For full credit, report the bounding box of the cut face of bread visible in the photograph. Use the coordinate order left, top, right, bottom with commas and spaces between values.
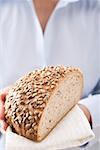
5, 66, 83, 142
38, 72, 83, 141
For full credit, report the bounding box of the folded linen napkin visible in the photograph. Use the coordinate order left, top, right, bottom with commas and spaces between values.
5, 105, 95, 150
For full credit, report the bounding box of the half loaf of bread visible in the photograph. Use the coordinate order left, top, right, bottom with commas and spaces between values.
5, 66, 83, 142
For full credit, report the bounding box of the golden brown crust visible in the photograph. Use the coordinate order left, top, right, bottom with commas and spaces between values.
5, 66, 83, 141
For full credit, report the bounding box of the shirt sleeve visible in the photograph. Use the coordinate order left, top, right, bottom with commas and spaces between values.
91, 79, 100, 95
79, 94, 100, 128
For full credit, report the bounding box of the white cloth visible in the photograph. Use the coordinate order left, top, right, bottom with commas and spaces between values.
0, 0, 100, 149
5, 105, 95, 150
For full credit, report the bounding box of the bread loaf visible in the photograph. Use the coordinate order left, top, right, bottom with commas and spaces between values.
5, 66, 83, 142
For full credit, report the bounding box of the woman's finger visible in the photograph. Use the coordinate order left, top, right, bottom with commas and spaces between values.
0, 93, 6, 101
0, 100, 5, 120
0, 87, 9, 101
0, 87, 9, 132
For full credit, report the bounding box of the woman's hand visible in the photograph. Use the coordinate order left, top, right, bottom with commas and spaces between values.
0, 87, 9, 131
78, 104, 92, 127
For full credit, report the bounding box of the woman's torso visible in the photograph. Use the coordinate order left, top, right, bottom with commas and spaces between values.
0, 0, 100, 97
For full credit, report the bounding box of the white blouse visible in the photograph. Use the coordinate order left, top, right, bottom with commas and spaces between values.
0, 0, 100, 149
0, 0, 99, 96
